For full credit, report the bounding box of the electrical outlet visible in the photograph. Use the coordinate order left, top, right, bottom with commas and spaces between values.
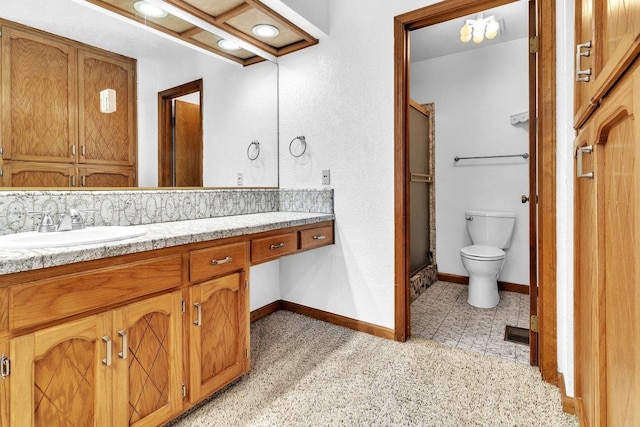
322, 169, 331, 185
237, 173, 243, 186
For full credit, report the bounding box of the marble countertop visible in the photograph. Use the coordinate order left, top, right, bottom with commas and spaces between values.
0, 212, 334, 276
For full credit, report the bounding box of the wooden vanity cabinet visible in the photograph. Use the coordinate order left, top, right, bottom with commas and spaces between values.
0, 220, 333, 425
7, 283, 184, 426
186, 242, 250, 404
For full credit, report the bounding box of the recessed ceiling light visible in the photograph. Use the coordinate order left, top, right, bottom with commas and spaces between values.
217, 39, 241, 51
252, 24, 279, 38
134, 1, 168, 18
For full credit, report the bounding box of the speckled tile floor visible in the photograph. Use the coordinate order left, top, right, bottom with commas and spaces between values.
411, 281, 531, 364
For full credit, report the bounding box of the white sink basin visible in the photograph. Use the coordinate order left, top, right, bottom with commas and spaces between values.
0, 226, 147, 249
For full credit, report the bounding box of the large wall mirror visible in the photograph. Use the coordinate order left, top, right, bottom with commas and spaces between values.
0, 0, 279, 189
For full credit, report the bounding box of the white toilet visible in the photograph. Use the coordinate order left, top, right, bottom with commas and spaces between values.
460, 210, 516, 308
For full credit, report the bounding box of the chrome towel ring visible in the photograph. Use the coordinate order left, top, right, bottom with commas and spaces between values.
247, 140, 260, 160
289, 136, 307, 157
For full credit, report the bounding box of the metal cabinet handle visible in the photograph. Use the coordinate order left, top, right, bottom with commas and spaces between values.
576, 41, 592, 82
211, 256, 233, 265
576, 145, 594, 179
102, 336, 112, 366
313, 235, 326, 240
270, 243, 286, 250
193, 302, 202, 326
118, 330, 128, 359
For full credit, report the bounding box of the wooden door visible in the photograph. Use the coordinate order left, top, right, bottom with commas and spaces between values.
9, 314, 112, 426
573, 0, 640, 127
113, 291, 183, 426
573, 121, 602, 425
574, 63, 640, 426
78, 49, 136, 167
188, 272, 249, 403
595, 69, 639, 427
0, 25, 77, 164
174, 100, 202, 187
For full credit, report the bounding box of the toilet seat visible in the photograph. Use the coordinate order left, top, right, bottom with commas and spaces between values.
460, 245, 505, 261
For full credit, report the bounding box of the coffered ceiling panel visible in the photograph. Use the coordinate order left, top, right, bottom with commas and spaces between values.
86, 0, 318, 65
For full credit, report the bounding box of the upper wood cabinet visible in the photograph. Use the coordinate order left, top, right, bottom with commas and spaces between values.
0, 20, 137, 187
1, 25, 77, 164
573, 0, 640, 128
78, 50, 136, 167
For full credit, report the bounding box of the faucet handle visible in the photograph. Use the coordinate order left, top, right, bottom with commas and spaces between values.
78, 208, 98, 227
27, 210, 56, 233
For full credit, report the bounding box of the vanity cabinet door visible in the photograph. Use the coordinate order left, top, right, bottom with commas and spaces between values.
0, 162, 75, 187
0, 25, 77, 164
188, 272, 249, 404
9, 313, 112, 427
574, 0, 640, 127
113, 291, 183, 427
78, 165, 136, 187
78, 49, 136, 167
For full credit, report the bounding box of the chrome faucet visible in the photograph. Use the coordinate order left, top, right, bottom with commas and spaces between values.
28, 208, 97, 232
57, 209, 85, 231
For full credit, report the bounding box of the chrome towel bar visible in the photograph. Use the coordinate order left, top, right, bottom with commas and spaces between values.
454, 153, 529, 162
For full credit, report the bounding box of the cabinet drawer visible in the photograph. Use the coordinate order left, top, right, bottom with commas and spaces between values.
300, 224, 334, 251
9, 254, 182, 331
251, 232, 298, 264
190, 242, 247, 282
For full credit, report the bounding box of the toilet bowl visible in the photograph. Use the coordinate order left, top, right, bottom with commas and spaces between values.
460, 245, 505, 308
460, 210, 515, 308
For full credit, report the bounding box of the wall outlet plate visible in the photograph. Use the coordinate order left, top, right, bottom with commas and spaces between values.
237, 173, 243, 186
322, 169, 330, 185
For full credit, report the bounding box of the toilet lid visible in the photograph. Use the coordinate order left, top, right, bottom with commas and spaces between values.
460, 245, 505, 261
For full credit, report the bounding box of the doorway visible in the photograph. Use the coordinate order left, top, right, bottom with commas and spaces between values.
394, 0, 558, 383
408, 1, 532, 364
158, 79, 203, 187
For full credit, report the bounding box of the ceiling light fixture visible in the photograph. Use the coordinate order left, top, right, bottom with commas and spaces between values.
133, 0, 168, 18
217, 39, 241, 51
252, 24, 279, 38
460, 13, 500, 44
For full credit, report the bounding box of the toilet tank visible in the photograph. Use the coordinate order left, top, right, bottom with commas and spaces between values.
465, 210, 516, 249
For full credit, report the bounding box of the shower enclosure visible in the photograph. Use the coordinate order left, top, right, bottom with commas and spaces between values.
409, 101, 437, 301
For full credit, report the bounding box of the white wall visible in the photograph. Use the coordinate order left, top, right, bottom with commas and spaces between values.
277, 0, 441, 329
137, 56, 278, 188
410, 38, 530, 286
250, 262, 281, 311
556, 0, 575, 398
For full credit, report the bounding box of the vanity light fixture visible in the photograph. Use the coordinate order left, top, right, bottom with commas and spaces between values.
217, 39, 242, 51
252, 24, 279, 38
133, 0, 168, 18
460, 13, 501, 44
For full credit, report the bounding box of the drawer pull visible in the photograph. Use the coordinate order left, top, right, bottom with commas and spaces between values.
193, 302, 202, 326
313, 234, 327, 240
270, 243, 286, 250
102, 336, 112, 366
118, 330, 128, 360
211, 256, 233, 265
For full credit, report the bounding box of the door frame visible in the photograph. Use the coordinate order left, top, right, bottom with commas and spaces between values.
394, 0, 558, 384
158, 79, 203, 187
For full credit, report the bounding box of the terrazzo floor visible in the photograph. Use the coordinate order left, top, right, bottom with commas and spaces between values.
411, 280, 531, 364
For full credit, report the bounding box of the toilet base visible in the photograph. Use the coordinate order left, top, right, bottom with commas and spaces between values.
467, 275, 500, 309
